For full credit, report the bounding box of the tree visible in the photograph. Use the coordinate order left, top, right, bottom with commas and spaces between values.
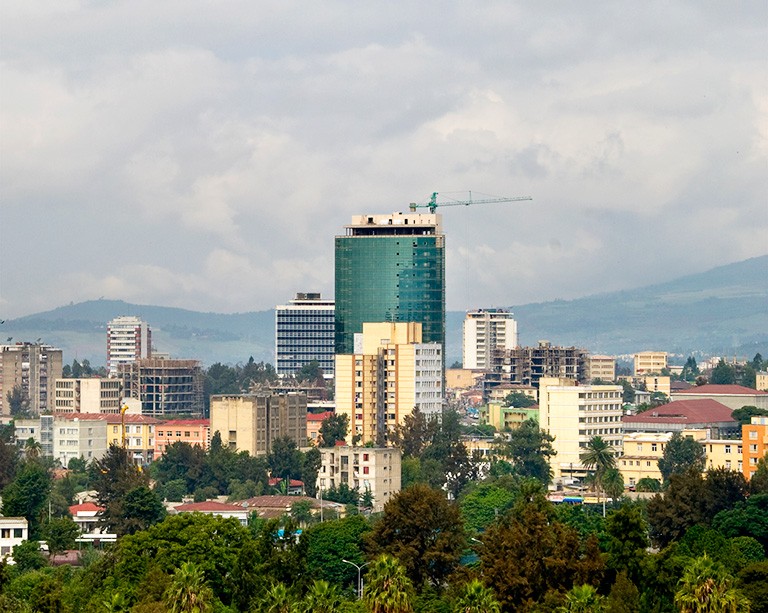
658, 432, 705, 482
749, 455, 768, 495
732, 405, 768, 425
738, 561, 768, 613
295, 360, 324, 384
620, 380, 635, 404
389, 407, 438, 458
752, 353, 764, 372
301, 446, 321, 497
253, 583, 294, 613
605, 572, 640, 613
44, 517, 80, 556
91, 444, 150, 535
635, 477, 661, 492
120, 485, 167, 535
711, 359, 737, 385
0, 460, 51, 538
0, 437, 18, 490
580, 436, 616, 502
558, 584, 605, 612
164, 562, 215, 613
459, 483, 516, 534
505, 391, 536, 408
367, 484, 466, 587
301, 515, 370, 588
712, 494, 768, 551
742, 364, 757, 389
319, 413, 348, 448
602, 468, 625, 501
267, 437, 302, 483
647, 468, 707, 548
605, 505, 648, 585
452, 579, 501, 613
499, 419, 556, 484
6, 385, 29, 417
296, 580, 344, 613
674, 554, 750, 613
681, 356, 700, 382
363, 554, 414, 613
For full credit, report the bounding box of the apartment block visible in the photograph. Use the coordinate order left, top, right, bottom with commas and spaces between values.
588, 355, 616, 382
118, 358, 204, 418
756, 372, 768, 392
743, 416, 768, 481
335, 322, 442, 444
155, 419, 210, 455
538, 378, 624, 482
462, 309, 518, 370
15, 414, 109, 465
485, 341, 589, 392
107, 316, 151, 375
0, 342, 63, 417
275, 292, 335, 378
53, 378, 122, 413
620, 430, 707, 486
633, 351, 668, 376
319, 446, 402, 513
210, 393, 307, 456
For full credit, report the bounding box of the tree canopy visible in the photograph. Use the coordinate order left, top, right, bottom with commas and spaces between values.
658, 432, 706, 482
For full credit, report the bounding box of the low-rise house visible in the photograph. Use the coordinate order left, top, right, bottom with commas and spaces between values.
69, 502, 104, 535
235, 495, 344, 521
155, 419, 210, 455
306, 411, 334, 446
171, 501, 250, 526
0, 517, 28, 564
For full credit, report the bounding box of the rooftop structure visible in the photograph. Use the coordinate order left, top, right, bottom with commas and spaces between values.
118, 357, 204, 418
622, 399, 739, 439
672, 384, 768, 411
275, 292, 335, 379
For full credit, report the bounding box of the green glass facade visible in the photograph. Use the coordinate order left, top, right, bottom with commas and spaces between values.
335, 216, 445, 355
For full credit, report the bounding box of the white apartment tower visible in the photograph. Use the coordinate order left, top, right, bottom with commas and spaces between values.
0, 342, 63, 417
275, 293, 335, 379
107, 316, 151, 375
462, 309, 518, 369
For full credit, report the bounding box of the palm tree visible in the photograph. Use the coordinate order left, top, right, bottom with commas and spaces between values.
102, 591, 130, 613
163, 562, 214, 613
674, 554, 750, 613
252, 583, 294, 613
453, 579, 501, 613
580, 436, 616, 508
24, 438, 42, 459
296, 580, 343, 613
601, 467, 625, 501
558, 584, 605, 612
363, 554, 414, 613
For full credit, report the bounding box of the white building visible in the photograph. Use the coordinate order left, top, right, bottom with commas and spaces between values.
275, 293, 335, 379
107, 316, 151, 375
15, 414, 109, 465
462, 309, 518, 370
538, 377, 625, 483
319, 446, 402, 513
53, 378, 122, 413
0, 517, 28, 564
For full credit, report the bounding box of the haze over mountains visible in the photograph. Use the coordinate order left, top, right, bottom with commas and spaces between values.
3, 256, 766, 368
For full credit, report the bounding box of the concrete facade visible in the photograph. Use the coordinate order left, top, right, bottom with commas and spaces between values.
275, 292, 335, 379
107, 316, 151, 375
633, 351, 668, 376
588, 355, 616, 382
118, 357, 204, 418
0, 342, 63, 417
0, 518, 28, 564
462, 309, 518, 370
53, 377, 122, 413
744, 416, 768, 481
671, 384, 768, 411
155, 419, 210, 455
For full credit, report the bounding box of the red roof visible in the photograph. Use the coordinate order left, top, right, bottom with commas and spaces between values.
159, 419, 210, 427
268, 477, 304, 487
306, 411, 334, 422
675, 384, 767, 396
623, 399, 736, 425
174, 501, 247, 513
69, 502, 104, 514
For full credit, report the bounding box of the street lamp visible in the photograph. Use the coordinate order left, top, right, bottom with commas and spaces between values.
342, 559, 369, 600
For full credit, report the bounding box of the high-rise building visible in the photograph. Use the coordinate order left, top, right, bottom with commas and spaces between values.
335, 322, 443, 444
462, 309, 518, 369
335, 212, 445, 359
587, 355, 616, 382
0, 342, 63, 417
484, 341, 589, 392
118, 358, 204, 418
107, 316, 152, 375
275, 292, 335, 378
209, 392, 307, 456
53, 378, 122, 413
633, 351, 668, 376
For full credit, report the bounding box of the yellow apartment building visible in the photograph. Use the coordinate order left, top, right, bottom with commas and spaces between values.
756, 372, 768, 392
633, 351, 668, 376
482, 403, 538, 431
335, 322, 442, 444
106, 414, 159, 464
588, 355, 616, 382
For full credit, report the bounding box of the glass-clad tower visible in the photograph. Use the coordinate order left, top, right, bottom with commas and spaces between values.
335, 212, 445, 356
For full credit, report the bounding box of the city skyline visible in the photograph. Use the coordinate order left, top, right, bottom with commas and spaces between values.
1, 3, 766, 320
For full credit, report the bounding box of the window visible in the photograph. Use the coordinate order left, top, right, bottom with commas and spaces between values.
13, 529, 22, 538
158, 431, 164, 436
363, 467, 369, 475
184, 432, 190, 437
0, 529, 9, 538
749, 431, 758, 440
363, 454, 369, 462
725, 445, 731, 454
651, 443, 657, 452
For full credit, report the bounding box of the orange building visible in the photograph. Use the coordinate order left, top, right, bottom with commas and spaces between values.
306, 411, 334, 446
155, 419, 210, 455
743, 416, 768, 480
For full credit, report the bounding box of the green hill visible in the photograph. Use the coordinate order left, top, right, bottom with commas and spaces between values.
3, 255, 766, 367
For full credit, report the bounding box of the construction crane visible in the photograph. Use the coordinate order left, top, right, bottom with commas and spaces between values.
409, 191, 532, 213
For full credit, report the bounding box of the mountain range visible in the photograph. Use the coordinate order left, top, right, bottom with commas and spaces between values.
2, 255, 766, 367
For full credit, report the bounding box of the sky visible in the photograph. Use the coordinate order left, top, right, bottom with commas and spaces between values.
1, 1, 766, 319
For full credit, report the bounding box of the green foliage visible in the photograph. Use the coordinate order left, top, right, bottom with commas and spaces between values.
267, 436, 303, 482
658, 432, 706, 482
497, 419, 556, 484
368, 484, 466, 587
635, 477, 661, 492
301, 515, 370, 588
738, 561, 768, 613
43, 517, 80, 556
620, 380, 635, 404
674, 554, 750, 613
459, 483, 516, 534
710, 359, 737, 385
10, 541, 47, 573
605, 572, 640, 613
681, 356, 700, 382
390, 407, 439, 458
504, 391, 536, 408
6, 385, 29, 417
119, 485, 166, 535
156, 478, 187, 502
164, 562, 215, 613
0, 437, 19, 491
732, 405, 768, 425
363, 554, 414, 613
452, 579, 501, 613
712, 493, 768, 551
319, 413, 349, 447
0, 459, 51, 538
301, 446, 321, 497
295, 580, 345, 613
750, 455, 768, 495
323, 483, 359, 505
605, 504, 648, 585
558, 584, 605, 612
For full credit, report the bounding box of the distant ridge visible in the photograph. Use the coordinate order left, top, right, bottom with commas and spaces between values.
4, 255, 767, 366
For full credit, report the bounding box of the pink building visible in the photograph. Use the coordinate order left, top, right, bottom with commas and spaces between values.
306, 411, 334, 446
155, 419, 210, 455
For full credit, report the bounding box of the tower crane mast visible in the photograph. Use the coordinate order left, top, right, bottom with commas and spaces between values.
409, 191, 532, 213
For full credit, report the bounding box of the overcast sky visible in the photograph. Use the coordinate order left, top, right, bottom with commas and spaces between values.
1, 2, 766, 319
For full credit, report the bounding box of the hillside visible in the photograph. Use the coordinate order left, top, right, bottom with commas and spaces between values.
2, 255, 766, 366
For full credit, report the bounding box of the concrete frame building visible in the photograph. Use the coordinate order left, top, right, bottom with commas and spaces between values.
0, 342, 63, 417
210, 393, 307, 456
335, 322, 443, 444
587, 355, 616, 382
118, 358, 204, 418
335, 212, 445, 361
538, 377, 624, 482
275, 292, 335, 379
53, 378, 122, 413
319, 446, 401, 513
107, 316, 152, 375
485, 341, 589, 392
462, 309, 518, 370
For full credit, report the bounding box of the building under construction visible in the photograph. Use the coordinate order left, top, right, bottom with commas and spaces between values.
118, 357, 204, 418
484, 341, 589, 394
